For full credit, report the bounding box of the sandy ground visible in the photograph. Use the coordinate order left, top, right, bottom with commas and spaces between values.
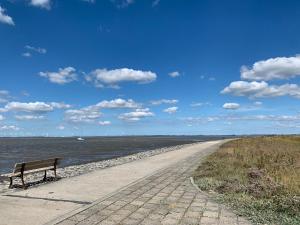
0, 140, 223, 225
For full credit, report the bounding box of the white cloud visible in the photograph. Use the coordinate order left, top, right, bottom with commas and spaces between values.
15, 115, 45, 120
2, 102, 53, 113
190, 102, 211, 107
150, 99, 178, 105
163, 106, 178, 114
241, 55, 300, 81
184, 114, 300, 125
0, 115, 4, 120
0, 6, 14, 26
168, 71, 180, 78
222, 103, 240, 110
98, 121, 111, 125
225, 114, 300, 122
57, 125, 65, 130
39, 67, 77, 85
86, 68, 157, 88
0, 101, 70, 113
0, 125, 20, 131
22, 52, 32, 57
49, 102, 71, 109
96, 98, 139, 108
111, 0, 134, 8
65, 106, 101, 123
152, 0, 160, 7
64, 98, 141, 123
184, 116, 220, 124
254, 101, 262, 106
221, 81, 300, 99
0, 90, 10, 103
82, 0, 95, 3
25, 45, 47, 54
30, 0, 51, 9
118, 108, 154, 121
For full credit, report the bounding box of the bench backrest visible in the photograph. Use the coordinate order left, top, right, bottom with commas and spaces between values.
13, 158, 60, 174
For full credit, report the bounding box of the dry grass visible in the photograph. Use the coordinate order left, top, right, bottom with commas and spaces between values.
194, 136, 300, 225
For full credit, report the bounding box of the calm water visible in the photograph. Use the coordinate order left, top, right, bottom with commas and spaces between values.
0, 136, 229, 174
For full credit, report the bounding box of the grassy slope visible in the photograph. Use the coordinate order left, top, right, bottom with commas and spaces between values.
193, 136, 300, 225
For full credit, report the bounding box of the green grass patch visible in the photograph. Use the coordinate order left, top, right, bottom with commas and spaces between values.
193, 136, 300, 225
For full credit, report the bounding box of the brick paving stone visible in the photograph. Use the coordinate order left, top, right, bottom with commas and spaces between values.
180, 217, 200, 225
121, 218, 140, 225
202, 210, 219, 218
56, 220, 77, 225
54, 147, 252, 225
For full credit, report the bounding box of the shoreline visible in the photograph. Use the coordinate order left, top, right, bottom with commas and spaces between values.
0, 142, 200, 194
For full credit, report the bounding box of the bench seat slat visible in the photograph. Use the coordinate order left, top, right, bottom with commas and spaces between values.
13, 158, 60, 173
8, 166, 55, 177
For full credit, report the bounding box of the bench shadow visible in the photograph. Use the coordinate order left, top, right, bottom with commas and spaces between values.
11, 176, 61, 189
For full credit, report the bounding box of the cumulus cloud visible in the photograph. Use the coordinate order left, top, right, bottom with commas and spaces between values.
184, 116, 219, 124
15, 115, 45, 120
0, 125, 20, 131
30, 0, 51, 9
57, 125, 65, 130
0, 90, 10, 103
0, 101, 70, 113
111, 0, 134, 8
96, 99, 139, 108
0, 115, 4, 120
81, 0, 95, 3
39, 67, 77, 85
152, 0, 160, 7
254, 101, 262, 106
163, 106, 178, 114
25, 45, 47, 54
98, 121, 111, 125
190, 102, 211, 107
222, 103, 240, 110
0, 6, 14, 26
49, 102, 71, 109
221, 81, 300, 99
2, 102, 53, 113
168, 71, 180, 78
241, 56, 300, 81
64, 98, 141, 123
184, 114, 300, 125
150, 99, 178, 105
225, 114, 300, 122
118, 108, 154, 121
22, 52, 31, 57
86, 68, 156, 88
65, 106, 101, 123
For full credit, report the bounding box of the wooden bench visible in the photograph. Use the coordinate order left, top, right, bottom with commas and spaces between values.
7, 158, 60, 189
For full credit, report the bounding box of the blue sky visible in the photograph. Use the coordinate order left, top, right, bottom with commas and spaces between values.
1, 0, 300, 136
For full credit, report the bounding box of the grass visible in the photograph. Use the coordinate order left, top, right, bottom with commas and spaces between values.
193, 136, 300, 225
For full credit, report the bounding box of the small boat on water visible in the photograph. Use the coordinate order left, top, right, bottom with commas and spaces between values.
77, 137, 85, 141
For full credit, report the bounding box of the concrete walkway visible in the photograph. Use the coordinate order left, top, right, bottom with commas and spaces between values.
0, 140, 251, 225
48, 141, 251, 225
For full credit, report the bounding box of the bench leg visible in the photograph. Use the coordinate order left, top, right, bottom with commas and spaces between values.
21, 175, 26, 189
9, 177, 13, 188
54, 168, 57, 178
43, 170, 47, 181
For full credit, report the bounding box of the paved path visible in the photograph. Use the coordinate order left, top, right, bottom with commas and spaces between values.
1, 141, 226, 225
49, 143, 251, 225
